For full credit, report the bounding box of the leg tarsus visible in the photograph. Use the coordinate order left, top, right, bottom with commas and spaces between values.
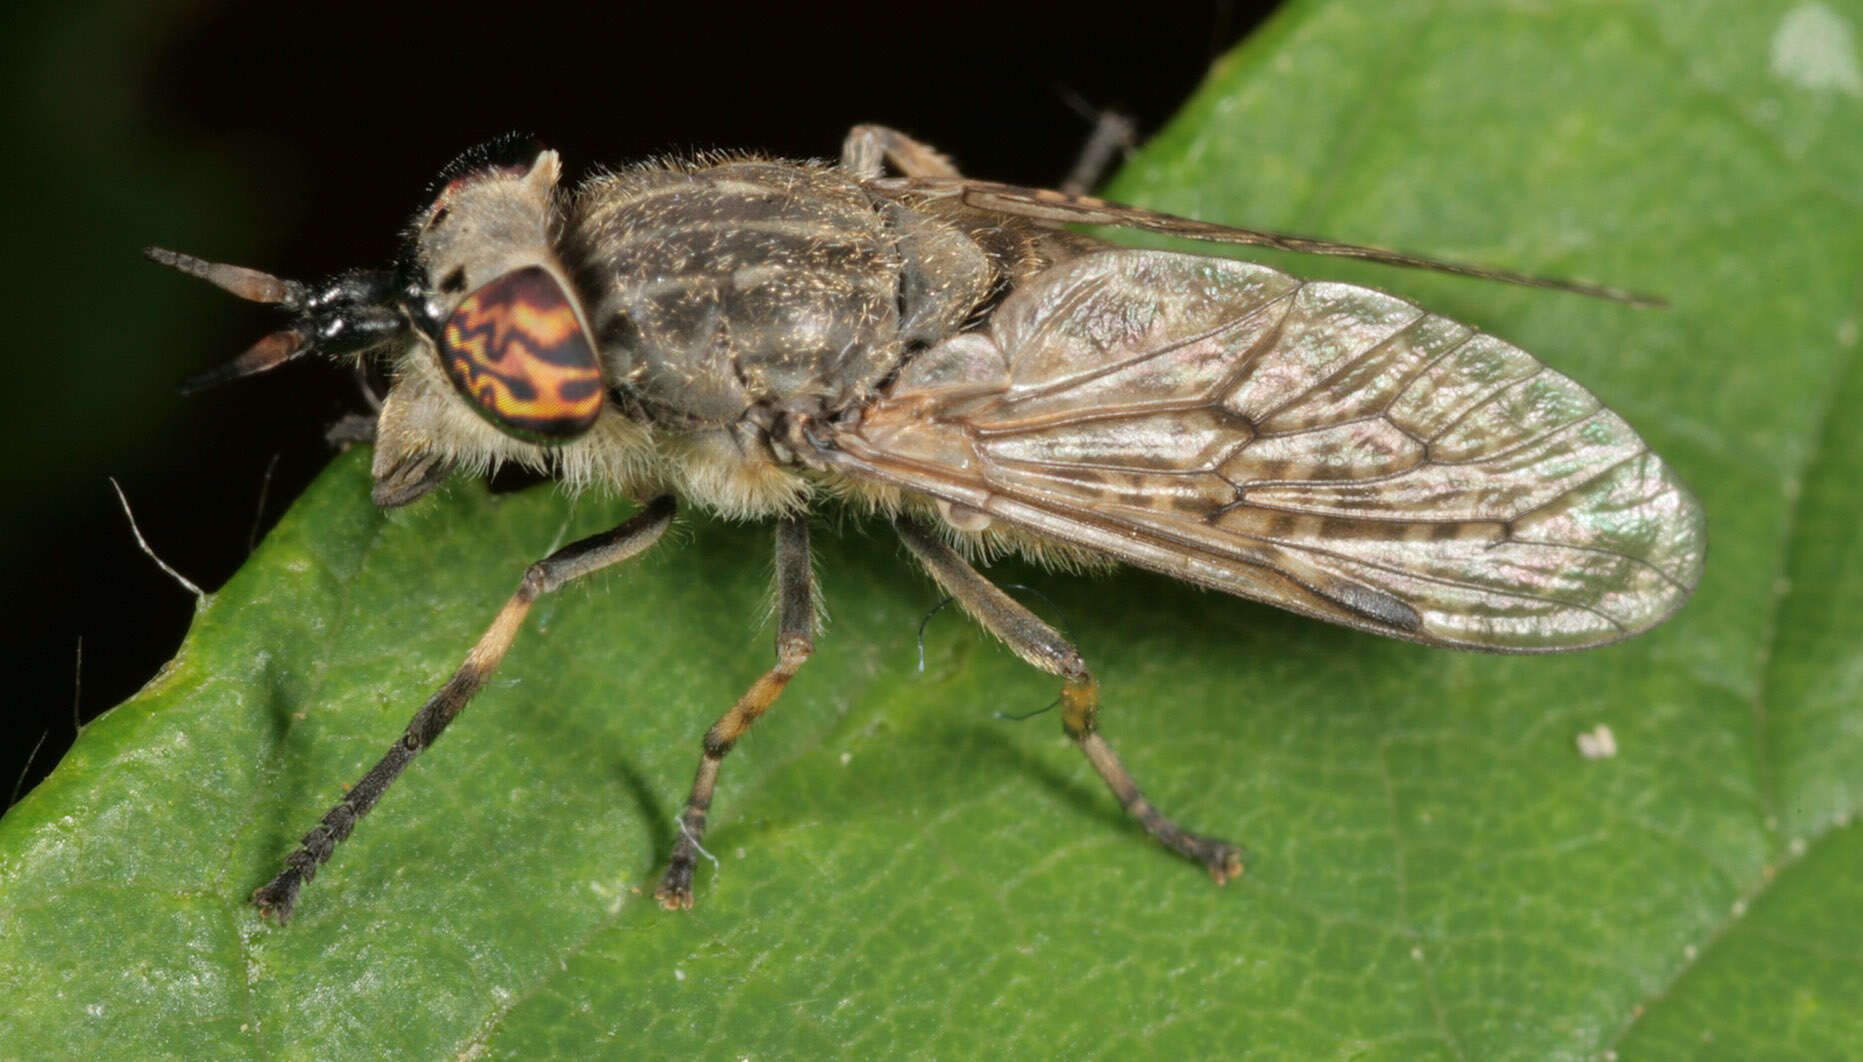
655, 873, 695, 911
1074, 726, 1244, 883
655, 758, 720, 910
655, 805, 715, 910
252, 869, 306, 923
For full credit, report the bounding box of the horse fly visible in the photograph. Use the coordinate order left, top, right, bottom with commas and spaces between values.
147, 125, 1705, 921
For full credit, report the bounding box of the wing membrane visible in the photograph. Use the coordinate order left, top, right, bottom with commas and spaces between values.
826, 250, 1703, 652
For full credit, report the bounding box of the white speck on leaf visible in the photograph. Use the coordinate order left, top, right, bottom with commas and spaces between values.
1576, 723, 1618, 760
1771, 4, 1863, 96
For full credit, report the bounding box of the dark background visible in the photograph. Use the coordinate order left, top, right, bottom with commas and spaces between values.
2, 0, 1275, 800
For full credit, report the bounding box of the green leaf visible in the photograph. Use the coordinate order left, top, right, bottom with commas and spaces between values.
5, 0, 1859, 1055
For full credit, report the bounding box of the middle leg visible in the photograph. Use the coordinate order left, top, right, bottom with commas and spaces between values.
655, 513, 817, 908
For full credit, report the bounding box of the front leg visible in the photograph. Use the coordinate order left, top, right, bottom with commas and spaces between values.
655, 513, 818, 909
254, 496, 678, 922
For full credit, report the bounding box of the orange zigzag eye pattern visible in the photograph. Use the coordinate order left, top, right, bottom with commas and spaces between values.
441, 266, 603, 439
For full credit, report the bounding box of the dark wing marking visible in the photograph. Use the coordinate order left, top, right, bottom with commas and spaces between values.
868, 176, 1663, 307
825, 250, 1703, 652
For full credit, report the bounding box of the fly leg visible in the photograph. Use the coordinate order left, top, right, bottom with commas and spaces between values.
655, 514, 817, 909
841, 115, 1134, 194
894, 515, 1243, 883
1058, 109, 1138, 196
252, 496, 678, 922
841, 124, 964, 179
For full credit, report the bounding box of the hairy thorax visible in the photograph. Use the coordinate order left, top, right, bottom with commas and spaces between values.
559, 158, 997, 516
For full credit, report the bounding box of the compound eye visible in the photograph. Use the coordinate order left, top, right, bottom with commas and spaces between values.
439, 266, 602, 440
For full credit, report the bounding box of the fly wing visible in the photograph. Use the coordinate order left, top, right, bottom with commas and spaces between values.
824, 250, 1704, 652
868, 177, 1658, 305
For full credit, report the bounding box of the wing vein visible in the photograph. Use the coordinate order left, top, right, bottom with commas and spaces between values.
1009, 487, 1638, 633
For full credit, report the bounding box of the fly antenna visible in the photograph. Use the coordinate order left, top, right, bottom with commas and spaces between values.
145, 247, 327, 393
144, 247, 309, 308
177, 329, 307, 395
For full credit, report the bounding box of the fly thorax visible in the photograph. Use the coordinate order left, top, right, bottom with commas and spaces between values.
567, 160, 991, 430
